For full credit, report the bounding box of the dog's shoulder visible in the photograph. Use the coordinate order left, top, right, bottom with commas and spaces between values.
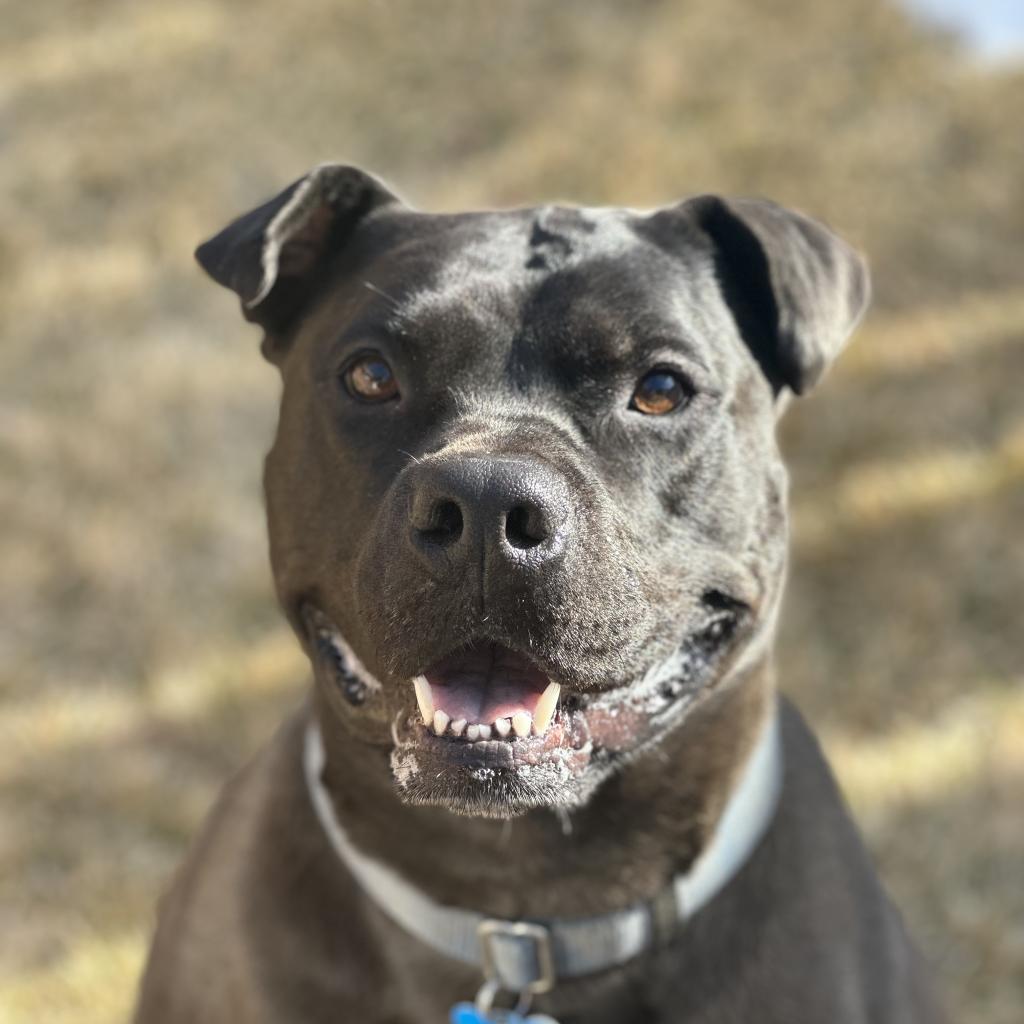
133, 706, 306, 1022
133, 704, 399, 1022
753, 697, 946, 1022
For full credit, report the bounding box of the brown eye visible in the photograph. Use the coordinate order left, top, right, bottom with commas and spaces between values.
630, 370, 690, 416
343, 353, 399, 403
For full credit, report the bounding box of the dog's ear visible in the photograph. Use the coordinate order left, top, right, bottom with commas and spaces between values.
647, 196, 870, 396
195, 164, 399, 345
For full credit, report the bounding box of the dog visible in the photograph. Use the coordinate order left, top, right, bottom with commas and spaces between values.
133, 165, 944, 1023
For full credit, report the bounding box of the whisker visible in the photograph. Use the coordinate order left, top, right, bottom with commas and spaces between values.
363, 280, 402, 308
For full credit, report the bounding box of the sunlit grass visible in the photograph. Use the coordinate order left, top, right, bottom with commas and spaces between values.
794, 417, 1024, 551
0, 931, 145, 1024
847, 292, 1024, 377
0, 629, 303, 775
827, 684, 1024, 819
2, 5, 225, 91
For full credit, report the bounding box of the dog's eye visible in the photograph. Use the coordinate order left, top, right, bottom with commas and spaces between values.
630, 370, 690, 416
343, 353, 400, 403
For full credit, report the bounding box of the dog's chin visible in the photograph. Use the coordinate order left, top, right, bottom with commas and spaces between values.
302, 595, 752, 819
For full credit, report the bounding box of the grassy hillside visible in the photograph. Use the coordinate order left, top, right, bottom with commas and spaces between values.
1, 1, 1021, 1021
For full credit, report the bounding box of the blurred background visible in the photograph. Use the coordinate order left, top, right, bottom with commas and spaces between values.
1, 0, 1022, 1020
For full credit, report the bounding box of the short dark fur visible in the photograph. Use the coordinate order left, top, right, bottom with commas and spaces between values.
135, 166, 943, 1022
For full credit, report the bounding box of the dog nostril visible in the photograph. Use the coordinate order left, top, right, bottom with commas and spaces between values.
505, 504, 548, 550
419, 499, 463, 547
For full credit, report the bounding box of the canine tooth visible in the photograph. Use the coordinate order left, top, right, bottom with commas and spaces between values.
466, 724, 481, 741
432, 710, 450, 736
413, 676, 434, 726
450, 718, 467, 737
532, 682, 560, 735
511, 711, 532, 738
493, 717, 511, 738
477, 724, 492, 740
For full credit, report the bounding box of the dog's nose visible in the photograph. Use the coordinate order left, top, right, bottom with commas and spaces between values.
408, 456, 570, 569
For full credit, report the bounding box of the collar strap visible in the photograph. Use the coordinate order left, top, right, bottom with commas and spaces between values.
304, 701, 783, 995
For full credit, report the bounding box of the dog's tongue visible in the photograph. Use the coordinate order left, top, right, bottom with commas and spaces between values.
424, 643, 550, 724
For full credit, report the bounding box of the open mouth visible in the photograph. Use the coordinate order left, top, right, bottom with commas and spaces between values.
303, 591, 749, 738
412, 643, 561, 741
302, 589, 753, 813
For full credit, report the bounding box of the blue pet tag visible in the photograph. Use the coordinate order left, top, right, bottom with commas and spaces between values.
449, 1003, 559, 1024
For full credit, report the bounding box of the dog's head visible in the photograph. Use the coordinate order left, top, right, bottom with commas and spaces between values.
197, 165, 868, 817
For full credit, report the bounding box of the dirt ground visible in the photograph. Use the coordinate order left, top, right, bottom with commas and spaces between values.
1, 2, 1021, 1021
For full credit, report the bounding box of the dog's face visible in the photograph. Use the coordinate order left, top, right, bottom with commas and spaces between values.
198, 166, 868, 817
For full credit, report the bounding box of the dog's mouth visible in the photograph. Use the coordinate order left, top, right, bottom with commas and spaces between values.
302, 591, 753, 815
412, 643, 561, 741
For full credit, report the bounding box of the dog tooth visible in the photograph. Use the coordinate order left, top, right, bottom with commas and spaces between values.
532, 682, 560, 736
432, 710, 450, 737
477, 724, 492, 740
493, 717, 511, 738
413, 676, 434, 726
466, 724, 481, 741
450, 718, 467, 737
511, 711, 532, 738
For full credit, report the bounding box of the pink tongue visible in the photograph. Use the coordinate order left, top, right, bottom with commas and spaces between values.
424, 644, 549, 724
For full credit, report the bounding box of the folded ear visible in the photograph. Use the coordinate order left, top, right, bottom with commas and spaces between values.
195, 163, 399, 340
651, 196, 870, 396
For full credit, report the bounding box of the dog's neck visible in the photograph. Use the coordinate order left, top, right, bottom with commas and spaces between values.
314, 661, 773, 922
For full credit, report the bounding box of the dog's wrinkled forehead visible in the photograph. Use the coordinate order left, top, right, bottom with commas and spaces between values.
526, 205, 594, 270
391, 204, 639, 307
339, 205, 731, 385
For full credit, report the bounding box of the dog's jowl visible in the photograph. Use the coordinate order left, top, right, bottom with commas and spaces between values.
134, 166, 944, 1023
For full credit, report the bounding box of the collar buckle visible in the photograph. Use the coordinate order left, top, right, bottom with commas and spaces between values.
477, 919, 556, 997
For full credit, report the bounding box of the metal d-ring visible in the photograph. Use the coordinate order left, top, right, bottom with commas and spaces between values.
474, 919, 556, 1020
473, 977, 502, 1018
473, 976, 537, 1021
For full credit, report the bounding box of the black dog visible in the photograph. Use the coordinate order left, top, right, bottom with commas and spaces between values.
134, 165, 944, 1023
